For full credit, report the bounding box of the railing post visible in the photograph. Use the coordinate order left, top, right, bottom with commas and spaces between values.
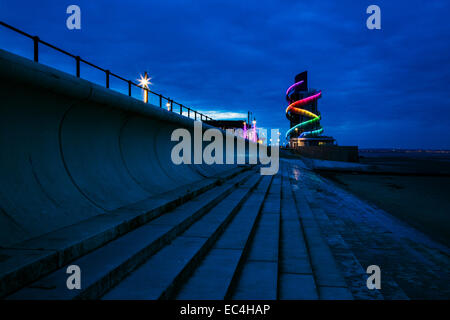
105, 70, 110, 88
75, 56, 80, 77
33, 36, 39, 62
0, 22, 216, 122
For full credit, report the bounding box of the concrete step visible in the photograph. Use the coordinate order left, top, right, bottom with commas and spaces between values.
174, 175, 274, 300
287, 164, 353, 300
0, 165, 251, 299
230, 174, 282, 300
307, 191, 409, 299
303, 170, 418, 299
278, 166, 318, 300
291, 165, 408, 299
293, 174, 384, 300
6, 168, 256, 300
306, 205, 384, 300
101, 172, 263, 300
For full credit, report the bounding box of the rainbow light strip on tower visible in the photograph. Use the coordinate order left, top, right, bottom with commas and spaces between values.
285, 81, 323, 139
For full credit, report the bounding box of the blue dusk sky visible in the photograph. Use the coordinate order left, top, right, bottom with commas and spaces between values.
1, 0, 449, 148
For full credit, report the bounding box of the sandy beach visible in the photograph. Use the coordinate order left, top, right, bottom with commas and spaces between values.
319, 150, 450, 247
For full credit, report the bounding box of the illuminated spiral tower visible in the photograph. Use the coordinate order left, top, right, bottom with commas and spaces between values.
285, 71, 334, 148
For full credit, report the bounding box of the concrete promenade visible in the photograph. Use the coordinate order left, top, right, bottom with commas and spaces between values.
2, 160, 449, 299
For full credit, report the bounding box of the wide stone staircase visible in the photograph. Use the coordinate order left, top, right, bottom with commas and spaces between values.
2, 160, 449, 300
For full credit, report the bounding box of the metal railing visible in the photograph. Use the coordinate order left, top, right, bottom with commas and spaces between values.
0, 21, 213, 121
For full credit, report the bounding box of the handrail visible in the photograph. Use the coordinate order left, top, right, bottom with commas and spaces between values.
0, 21, 213, 121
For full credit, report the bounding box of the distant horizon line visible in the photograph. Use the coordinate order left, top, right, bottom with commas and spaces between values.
358, 148, 450, 153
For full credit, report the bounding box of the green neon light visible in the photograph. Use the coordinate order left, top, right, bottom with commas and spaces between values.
285, 116, 321, 138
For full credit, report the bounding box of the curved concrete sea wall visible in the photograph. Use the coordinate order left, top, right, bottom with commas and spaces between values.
0, 49, 254, 247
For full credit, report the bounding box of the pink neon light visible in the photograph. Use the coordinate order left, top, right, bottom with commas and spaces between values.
286, 91, 322, 113
285, 80, 304, 98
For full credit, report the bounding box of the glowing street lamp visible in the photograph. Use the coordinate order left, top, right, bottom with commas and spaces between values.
138, 71, 152, 103
243, 121, 247, 139
166, 100, 171, 111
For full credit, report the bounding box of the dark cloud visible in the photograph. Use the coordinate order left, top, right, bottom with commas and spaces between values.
1, 0, 449, 148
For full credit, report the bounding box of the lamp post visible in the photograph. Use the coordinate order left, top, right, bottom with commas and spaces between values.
252, 119, 257, 143
138, 71, 151, 103
243, 121, 247, 139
